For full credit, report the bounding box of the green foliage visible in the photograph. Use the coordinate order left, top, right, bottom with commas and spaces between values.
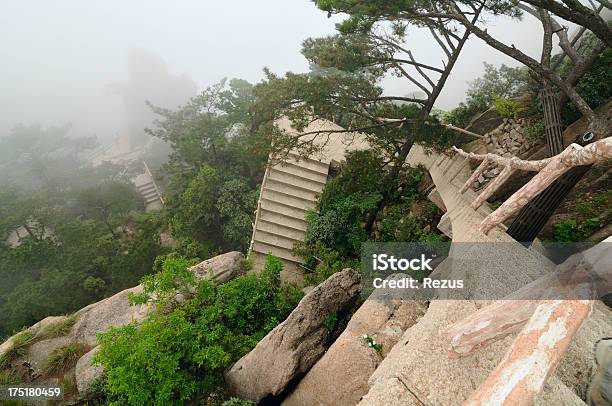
305, 193, 381, 258
0, 207, 166, 337
552, 189, 611, 241
148, 79, 266, 255
322, 312, 338, 331
446, 63, 531, 127
524, 119, 545, 144
556, 37, 612, 124
363, 334, 382, 355
296, 241, 360, 285
0, 369, 19, 385
43, 343, 86, 376
216, 178, 260, 250
492, 95, 527, 119
95, 255, 302, 405
380, 203, 442, 243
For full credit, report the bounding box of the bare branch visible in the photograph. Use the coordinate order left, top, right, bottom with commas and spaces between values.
428, 26, 452, 58
390, 60, 432, 96
407, 50, 436, 88
441, 1, 596, 124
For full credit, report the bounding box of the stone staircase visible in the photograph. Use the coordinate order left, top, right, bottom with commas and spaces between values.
134, 161, 164, 211
250, 153, 330, 282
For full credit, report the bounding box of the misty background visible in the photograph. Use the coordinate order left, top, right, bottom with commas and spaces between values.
1, 0, 547, 144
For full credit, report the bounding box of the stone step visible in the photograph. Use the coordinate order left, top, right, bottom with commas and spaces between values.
257, 219, 306, 241
272, 161, 329, 184
442, 157, 466, 176
261, 188, 318, 210
253, 229, 298, 251
260, 199, 305, 221
267, 168, 326, 194
286, 152, 330, 174
265, 179, 320, 202
141, 189, 159, 199
251, 241, 301, 263
259, 208, 308, 232
260, 194, 314, 215
137, 182, 156, 191
145, 197, 161, 204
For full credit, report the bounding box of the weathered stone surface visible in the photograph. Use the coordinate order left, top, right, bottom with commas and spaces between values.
76, 346, 103, 397
71, 285, 150, 347
224, 269, 361, 402
427, 188, 446, 212
283, 279, 427, 406
189, 251, 244, 283
465, 107, 503, 135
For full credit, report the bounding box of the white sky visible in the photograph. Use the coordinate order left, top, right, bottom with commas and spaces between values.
0, 0, 548, 141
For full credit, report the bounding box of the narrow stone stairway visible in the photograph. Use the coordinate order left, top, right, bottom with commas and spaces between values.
250, 152, 330, 283
134, 161, 164, 211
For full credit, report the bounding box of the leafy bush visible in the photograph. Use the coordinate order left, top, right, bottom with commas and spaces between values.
95, 254, 302, 405
304, 192, 381, 258
445, 62, 530, 127
552, 218, 603, 242
524, 119, 545, 144
322, 312, 338, 331
558, 42, 612, 125
492, 95, 527, 119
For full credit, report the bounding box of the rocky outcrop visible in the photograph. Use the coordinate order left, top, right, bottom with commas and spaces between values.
283, 276, 427, 406
189, 251, 244, 283
0, 251, 245, 400
75, 346, 103, 396
224, 268, 361, 402
465, 107, 504, 136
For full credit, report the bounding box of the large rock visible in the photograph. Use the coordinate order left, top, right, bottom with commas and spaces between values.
71, 285, 150, 347
189, 251, 244, 283
465, 107, 503, 136
224, 269, 361, 402
283, 276, 427, 406
75, 346, 103, 397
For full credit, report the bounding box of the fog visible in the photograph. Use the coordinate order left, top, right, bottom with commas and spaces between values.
0, 0, 548, 143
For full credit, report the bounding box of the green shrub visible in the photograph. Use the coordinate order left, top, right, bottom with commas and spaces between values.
296, 241, 360, 285
524, 119, 545, 144
552, 218, 603, 242
322, 312, 338, 331
44, 343, 86, 375
492, 95, 526, 118
305, 192, 381, 258
95, 254, 302, 405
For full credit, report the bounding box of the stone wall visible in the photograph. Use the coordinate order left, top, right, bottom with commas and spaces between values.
473, 118, 533, 190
